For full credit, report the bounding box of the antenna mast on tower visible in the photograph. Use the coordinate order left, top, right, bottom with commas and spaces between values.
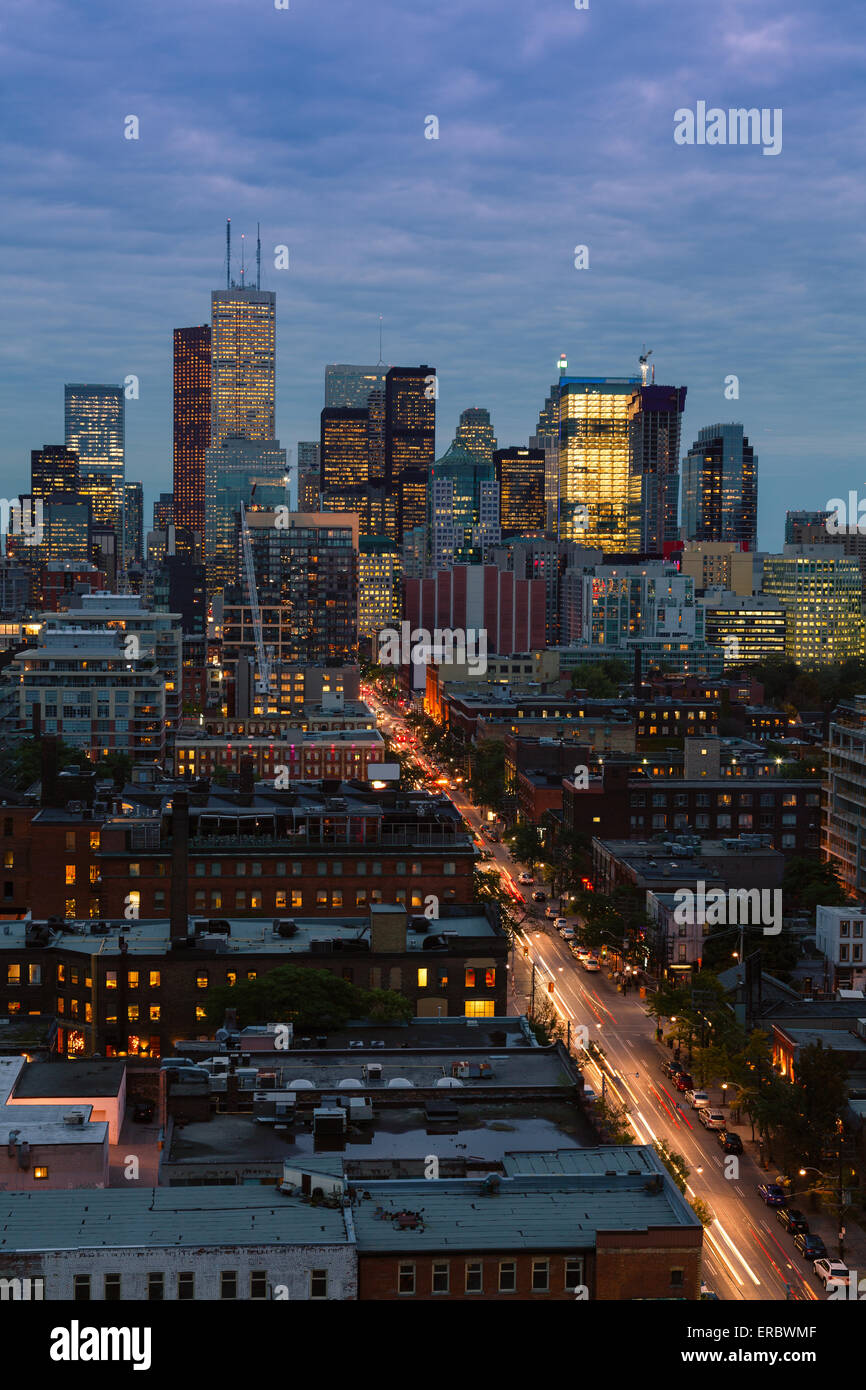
256, 223, 261, 291
377, 315, 384, 366
226, 219, 231, 290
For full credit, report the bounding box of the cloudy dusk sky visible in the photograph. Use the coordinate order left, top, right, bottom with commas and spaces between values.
0, 0, 863, 546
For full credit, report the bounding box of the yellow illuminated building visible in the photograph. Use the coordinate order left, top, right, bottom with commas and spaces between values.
558, 378, 641, 548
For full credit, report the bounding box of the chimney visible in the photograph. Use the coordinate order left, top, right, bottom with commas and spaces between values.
41, 734, 59, 808
238, 755, 255, 805
170, 790, 190, 942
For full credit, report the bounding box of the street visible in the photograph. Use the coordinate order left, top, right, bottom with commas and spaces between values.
363, 685, 829, 1303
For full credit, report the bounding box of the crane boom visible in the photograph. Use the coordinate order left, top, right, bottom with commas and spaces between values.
239, 500, 273, 696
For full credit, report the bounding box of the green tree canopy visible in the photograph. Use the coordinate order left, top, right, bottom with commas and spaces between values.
205, 964, 413, 1031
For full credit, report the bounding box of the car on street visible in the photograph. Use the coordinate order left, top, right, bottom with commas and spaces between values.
758, 1183, 787, 1206
776, 1207, 809, 1235
132, 1099, 155, 1123
674, 1072, 694, 1092
582, 1086, 598, 1104
700, 1284, 719, 1300
813, 1258, 849, 1288
698, 1109, 726, 1130
554, 917, 568, 930
794, 1232, 827, 1260
518, 872, 534, 884
582, 957, 600, 972
545, 906, 557, 919
560, 927, 576, 941
717, 1130, 743, 1155
531, 890, 546, 902
662, 1059, 684, 1079
685, 1089, 710, 1109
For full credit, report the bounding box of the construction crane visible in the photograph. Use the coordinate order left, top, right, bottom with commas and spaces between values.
239, 500, 274, 697
639, 347, 653, 386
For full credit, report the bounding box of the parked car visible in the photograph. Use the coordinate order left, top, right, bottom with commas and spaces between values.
674, 1072, 694, 1092
698, 1109, 726, 1130
685, 1089, 710, 1109
813, 1258, 849, 1288
663, 1059, 684, 1079
574, 945, 591, 960
758, 1183, 787, 1207
776, 1207, 809, 1235
518, 872, 534, 884
531, 891, 546, 902
582, 958, 600, 972
794, 1232, 827, 1260
582, 1087, 598, 1105
132, 1099, 155, 1123
560, 927, 576, 941
717, 1130, 743, 1154
554, 918, 568, 930
545, 906, 558, 920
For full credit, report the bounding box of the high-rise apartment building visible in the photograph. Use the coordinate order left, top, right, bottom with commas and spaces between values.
210, 289, 276, 447
123, 482, 144, 566
681, 424, 757, 549
204, 438, 288, 593
320, 408, 369, 490
495, 447, 546, 534
761, 547, 865, 666
823, 697, 866, 898
325, 364, 388, 409
64, 384, 125, 531
455, 407, 496, 463
628, 384, 687, 551
359, 537, 401, 641
385, 367, 435, 541
173, 325, 212, 536
558, 377, 641, 549
428, 446, 500, 570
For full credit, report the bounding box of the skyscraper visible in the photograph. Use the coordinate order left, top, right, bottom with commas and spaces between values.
558, 377, 641, 549
153, 493, 174, 531
428, 443, 500, 569
325, 364, 388, 409
530, 359, 567, 532
64, 384, 125, 531
210, 288, 276, 447
454, 407, 496, 463
681, 424, 758, 549
31, 445, 80, 499
320, 408, 369, 490
628, 384, 687, 552
124, 482, 144, 566
385, 366, 435, 540
173, 324, 212, 536
204, 437, 288, 593
495, 447, 546, 534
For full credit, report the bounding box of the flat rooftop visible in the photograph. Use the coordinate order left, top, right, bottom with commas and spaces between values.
11, 1060, 125, 1098
16, 909, 499, 956
0, 1186, 351, 1252
167, 1103, 592, 1169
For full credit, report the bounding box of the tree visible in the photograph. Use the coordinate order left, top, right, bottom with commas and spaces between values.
205, 964, 413, 1030
594, 1095, 632, 1144
783, 857, 848, 918
0, 736, 79, 791
654, 1140, 689, 1193
529, 996, 564, 1045
506, 822, 542, 868
571, 659, 630, 698
469, 739, 505, 812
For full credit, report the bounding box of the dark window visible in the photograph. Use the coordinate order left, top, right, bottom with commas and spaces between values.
177, 1272, 195, 1301
73, 1274, 90, 1301
250, 1270, 268, 1300
104, 1273, 122, 1301
220, 1271, 238, 1300
147, 1273, 164, 1301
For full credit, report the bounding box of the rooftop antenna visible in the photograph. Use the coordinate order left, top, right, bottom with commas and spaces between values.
256, 223, 261, 291
377, 315, 384, 366
240, 233, 245, 288
557, 352, 568, 378
226, 219, 231, 290
639, 346, 653, 386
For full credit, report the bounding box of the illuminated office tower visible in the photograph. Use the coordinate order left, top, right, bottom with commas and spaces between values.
628, 384, 687, 551
210, 289, 276, 447
367, 389, 386, 483
173, 325, 212, 536
64, 384, 125, 529
124, 482, 144, 566
325, 364, 388, 408
31, 445, 80, 499
495, 447, 546, 534
204, 437, 288, 594
321, 482, 396, 541
531, 355, 568, 532
762, 547, 865, 666
320, 408, 369, 490
385, 366, 435, 539
681, 423, 757, 549
700, 591, 786, 665
455, 407, 496, 463
558, 376, 641, 549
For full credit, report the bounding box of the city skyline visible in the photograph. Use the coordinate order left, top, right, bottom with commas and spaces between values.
0, 0, 862, 551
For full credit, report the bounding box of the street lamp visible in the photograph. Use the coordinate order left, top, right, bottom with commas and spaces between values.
797, 1162, 848, 1259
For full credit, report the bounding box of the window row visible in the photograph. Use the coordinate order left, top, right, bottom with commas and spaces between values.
396, 1257, 584, 1295
70, 1269, 330, 1300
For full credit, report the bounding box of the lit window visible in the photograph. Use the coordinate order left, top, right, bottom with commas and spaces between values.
34, 1166, 49, 1180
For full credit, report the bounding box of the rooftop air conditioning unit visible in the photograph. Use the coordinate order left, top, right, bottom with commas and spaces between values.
63, 1111, 86, 1127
